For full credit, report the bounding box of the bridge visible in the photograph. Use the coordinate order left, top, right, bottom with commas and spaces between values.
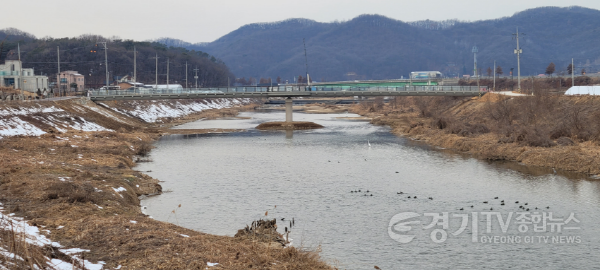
89, 85, 486, 124
89, 85, 484, 101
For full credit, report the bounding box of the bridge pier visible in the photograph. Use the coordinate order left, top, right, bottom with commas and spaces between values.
285, 97, 293, 123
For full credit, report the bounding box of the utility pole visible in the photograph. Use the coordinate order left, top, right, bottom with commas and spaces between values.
303, 38, 310, 86
152, 54, 159, 88
513, 27, 524, 92
18, 43, 22, 94
185, 61, 188, 89
133, 46, 137, 85
57, 46, 60, 96
493, 60, 496, 91
472, 46, 478, 77
166, 58, 169, 89
98, 42, 109, 87
472, 46, 479, 90
571, 58, 574, 87
193, 67, 199, 89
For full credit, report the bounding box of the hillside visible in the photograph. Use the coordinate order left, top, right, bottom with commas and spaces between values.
161, 6, 600, 82
0, 32, 234, 88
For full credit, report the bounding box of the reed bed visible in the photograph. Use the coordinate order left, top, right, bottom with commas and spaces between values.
351, 94, 600, 175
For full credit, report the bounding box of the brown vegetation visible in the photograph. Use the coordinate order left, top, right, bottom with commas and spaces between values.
351, 93, 600, 175
0, 99, 333, 269
459, 76, 600, 93
0, 220, 52, 269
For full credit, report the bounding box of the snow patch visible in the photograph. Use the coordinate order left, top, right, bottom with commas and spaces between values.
0, 106, 63, 117
0, 203, 106, 270
112, 187, 127, 192
60, 248, 90, 255
0, 117, 46, 136
103, 98, 250, 123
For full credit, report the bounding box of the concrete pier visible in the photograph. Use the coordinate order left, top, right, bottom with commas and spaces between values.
285, 97, 293, 123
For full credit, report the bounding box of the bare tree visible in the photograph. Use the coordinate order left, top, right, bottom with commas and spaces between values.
495, 66, 503, 76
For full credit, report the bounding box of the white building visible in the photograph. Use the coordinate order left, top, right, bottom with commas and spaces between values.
565, 86, 600, 95
0, 60, 49, 92
152, 84, 183, 90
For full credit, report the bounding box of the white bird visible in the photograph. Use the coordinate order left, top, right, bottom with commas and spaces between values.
368, 140, 371, 147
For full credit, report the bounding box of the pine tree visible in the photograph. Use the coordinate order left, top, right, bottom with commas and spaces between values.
545, 62, 555, 77
567, 63, 574, 75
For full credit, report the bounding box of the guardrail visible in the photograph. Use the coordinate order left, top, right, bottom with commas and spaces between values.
89, 85, 486, 96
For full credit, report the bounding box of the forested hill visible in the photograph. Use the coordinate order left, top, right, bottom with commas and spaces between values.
159, 6, 600, 82
0, 31, 233, 87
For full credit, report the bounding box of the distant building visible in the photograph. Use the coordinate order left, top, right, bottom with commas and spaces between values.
565, 86, 600, 96
114, 75, 145, 90
0, 60, 49, 92
153, 84, 183, 90
117, 82, 144, 90
57, 71, 85, 92
410, 71, 442, 80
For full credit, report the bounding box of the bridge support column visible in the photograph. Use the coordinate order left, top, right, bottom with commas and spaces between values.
285, 97, 293, 123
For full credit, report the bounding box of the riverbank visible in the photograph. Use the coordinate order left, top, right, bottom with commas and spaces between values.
349, 94, 600, 176
0, 99, 333, 269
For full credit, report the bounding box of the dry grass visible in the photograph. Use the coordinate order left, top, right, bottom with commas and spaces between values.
350, 94, 600, 175
0, 218, 51, 270
0, 98, 333, 269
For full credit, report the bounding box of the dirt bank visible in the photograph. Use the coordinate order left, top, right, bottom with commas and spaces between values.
349, 94, 600, 176
0, 98, 333, 269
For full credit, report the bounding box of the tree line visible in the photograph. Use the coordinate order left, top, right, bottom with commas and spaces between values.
1, 32, 234, 88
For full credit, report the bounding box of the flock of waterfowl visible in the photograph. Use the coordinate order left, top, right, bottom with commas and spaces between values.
456, 197, 551, 211
350, 189, 373, 196
349, 190, 551, 211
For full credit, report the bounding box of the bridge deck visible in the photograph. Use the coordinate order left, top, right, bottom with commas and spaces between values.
89, 86, 485, 101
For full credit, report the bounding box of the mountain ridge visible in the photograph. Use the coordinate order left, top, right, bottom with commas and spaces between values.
160, 6, 600, 81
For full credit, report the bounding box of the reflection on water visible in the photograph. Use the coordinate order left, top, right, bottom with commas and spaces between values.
139, 111, 600, 270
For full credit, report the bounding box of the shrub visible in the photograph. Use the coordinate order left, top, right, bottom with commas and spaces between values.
518, 127, 556, 148
556, 137, 575, 146
46, 182, 100, 204
135, 142, 153, 157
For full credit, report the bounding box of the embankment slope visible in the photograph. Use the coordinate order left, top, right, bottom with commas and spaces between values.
352, 94, 600, 176
0, 98, 333, 269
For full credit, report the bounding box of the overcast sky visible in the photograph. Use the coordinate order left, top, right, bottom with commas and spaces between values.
3, 0, 600, 43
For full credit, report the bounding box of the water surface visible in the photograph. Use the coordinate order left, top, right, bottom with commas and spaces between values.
139, 111, 600, 269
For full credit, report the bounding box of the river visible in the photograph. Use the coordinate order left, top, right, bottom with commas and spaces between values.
138, 110, 600, 269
